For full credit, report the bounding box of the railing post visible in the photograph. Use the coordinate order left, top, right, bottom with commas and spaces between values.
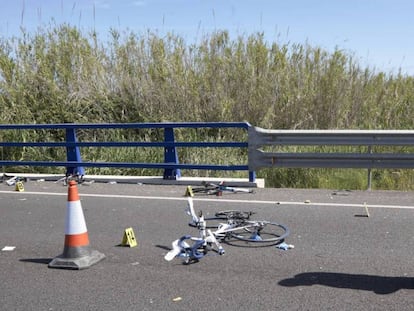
163, 127, 181, 180
65, 127, 85, 177
247, 125, 256, 183
249, 171, 256, 183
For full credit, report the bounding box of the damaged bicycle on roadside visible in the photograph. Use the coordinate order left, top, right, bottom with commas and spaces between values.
186, 181, 254, 196
164, 197, 290, 264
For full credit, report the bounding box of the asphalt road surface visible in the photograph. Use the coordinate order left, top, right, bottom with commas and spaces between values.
0, 180, 413, 311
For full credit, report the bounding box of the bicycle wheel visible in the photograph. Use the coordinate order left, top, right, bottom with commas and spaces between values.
230, 220, 290, 244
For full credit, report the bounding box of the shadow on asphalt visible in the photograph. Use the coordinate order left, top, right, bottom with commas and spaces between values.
20, 258, 52, 265
278, 272, 414, 295
155, 244, 172, 251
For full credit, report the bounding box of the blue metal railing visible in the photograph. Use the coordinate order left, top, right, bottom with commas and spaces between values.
0, 122, 255, 182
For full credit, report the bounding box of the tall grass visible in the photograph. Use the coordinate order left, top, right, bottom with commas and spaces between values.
0, 25, 413, 189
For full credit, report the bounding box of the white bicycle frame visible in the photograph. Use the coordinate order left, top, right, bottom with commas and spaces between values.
164, 197, 225, 262
190, 197, 280, 244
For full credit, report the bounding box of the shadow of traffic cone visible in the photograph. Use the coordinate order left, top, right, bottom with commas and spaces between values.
49, 180, 105, 270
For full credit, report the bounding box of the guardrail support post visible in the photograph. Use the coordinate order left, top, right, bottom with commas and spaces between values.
65, 128, 85, 177
163, 128, 181, 180
249, 171, 256, 182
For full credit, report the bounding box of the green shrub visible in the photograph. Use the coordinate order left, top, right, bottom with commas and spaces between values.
1, 25, 413, 190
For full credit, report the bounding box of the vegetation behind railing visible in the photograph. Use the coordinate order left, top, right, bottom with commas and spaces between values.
0, 24, 413, 189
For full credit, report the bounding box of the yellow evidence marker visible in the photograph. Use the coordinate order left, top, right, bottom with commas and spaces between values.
15, 181, 25, 192
121, 227, 137, 247
184, 186, 194, 197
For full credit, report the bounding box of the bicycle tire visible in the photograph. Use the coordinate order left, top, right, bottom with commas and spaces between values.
230, 220, 290, 244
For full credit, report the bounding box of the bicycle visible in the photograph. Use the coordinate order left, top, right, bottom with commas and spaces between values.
55, 173, 85, 186
2, 174, 27, 186
164, 197, 290, 264
186, 197, 289, 244
186, 181, 254, 196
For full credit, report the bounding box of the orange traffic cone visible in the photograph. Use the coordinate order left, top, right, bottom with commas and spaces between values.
49, 180, 105, 269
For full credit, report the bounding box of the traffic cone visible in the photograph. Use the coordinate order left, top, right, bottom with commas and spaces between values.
49, 180, 105, 269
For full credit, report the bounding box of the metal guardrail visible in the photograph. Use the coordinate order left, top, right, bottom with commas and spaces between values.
2, 123, 413, 187
248, 126, 414, 189
0, 122, 255, 181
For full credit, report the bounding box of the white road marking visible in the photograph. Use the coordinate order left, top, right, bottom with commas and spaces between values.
1, 190, 413, 209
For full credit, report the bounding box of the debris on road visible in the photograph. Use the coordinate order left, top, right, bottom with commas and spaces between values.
276, 242, 294, 250
2, 246, 16, 251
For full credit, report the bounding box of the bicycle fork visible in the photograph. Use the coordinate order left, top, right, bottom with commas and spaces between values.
206, 229, 225, 255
